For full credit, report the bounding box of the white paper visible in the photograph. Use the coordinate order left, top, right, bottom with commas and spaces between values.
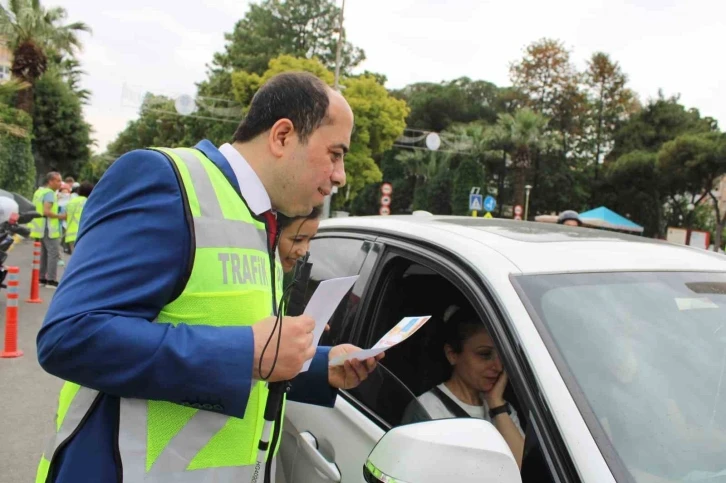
299, 275, 359, 371
329, 316, 432, 366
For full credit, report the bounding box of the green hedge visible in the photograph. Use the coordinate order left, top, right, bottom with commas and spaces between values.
0, 104, 36, 198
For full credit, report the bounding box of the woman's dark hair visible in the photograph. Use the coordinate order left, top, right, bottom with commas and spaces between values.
78, 182, 94, 198
277, 205, 322, 232
443, 306, 488, 354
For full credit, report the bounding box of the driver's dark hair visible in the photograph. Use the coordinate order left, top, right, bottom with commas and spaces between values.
443, 307, 487, 354
233, 72, 331, 144
277, 205, 322, 232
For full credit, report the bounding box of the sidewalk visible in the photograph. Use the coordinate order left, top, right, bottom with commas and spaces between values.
0, 239, 66, 483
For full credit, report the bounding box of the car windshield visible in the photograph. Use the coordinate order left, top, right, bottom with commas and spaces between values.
515, 271, 726, 483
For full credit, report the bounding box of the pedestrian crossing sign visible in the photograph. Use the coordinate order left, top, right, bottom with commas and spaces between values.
469, 194, 483, 211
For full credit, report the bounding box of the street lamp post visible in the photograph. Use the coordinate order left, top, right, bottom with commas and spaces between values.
524, 185, 532, 221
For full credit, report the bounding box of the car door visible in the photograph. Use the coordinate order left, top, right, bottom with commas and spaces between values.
278, 233, 387, 483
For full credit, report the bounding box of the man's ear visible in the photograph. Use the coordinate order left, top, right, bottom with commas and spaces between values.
268, 118, 296, 158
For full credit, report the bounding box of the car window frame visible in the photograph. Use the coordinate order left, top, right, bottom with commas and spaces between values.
329, 230, 581, 483
304, 231, 380, 347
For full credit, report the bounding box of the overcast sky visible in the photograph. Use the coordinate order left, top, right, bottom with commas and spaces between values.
55, 0, 726, 154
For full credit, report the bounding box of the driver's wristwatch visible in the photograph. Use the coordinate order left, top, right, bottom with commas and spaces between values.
488, 403, 511, 418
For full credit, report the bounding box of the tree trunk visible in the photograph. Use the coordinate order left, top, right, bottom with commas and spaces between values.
15, 85, 35, 114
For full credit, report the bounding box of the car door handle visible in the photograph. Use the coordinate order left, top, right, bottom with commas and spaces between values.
299, 431, 342, 482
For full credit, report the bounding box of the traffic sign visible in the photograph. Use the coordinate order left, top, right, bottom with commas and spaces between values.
514, 205, 523, 216
484, 196, 496, 213
379, 206, 391, 216
381, 182, 393, 196
469, 194, 483, 211
380, 195, 391, 206
484, 212, 493, 219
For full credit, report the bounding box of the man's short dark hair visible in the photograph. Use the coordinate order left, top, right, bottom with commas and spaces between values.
233, 72, 331, 144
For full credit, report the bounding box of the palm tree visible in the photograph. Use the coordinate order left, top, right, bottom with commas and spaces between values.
0, 79, 30, 137
493, 109, 553, 210
0, 0, 90, 113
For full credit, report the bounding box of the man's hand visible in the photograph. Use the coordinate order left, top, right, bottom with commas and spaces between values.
251, 315, 315, 382
328, 344, 384, 390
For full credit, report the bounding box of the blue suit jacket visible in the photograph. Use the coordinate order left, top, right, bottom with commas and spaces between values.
36, 140, 337, 482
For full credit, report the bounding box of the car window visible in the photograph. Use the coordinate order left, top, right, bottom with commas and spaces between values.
303, 236, 371, 346
347, 255, 490, 426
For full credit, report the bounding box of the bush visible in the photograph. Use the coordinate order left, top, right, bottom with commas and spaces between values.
0, 104, 36, 197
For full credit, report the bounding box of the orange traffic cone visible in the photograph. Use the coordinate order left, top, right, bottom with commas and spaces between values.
1, 267, 23, 358
26, 241, 43, 304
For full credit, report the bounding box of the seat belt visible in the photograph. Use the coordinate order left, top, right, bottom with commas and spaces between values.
430, 386, 472, 419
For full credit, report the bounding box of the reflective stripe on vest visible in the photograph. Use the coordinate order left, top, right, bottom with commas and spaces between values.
35, 384, 100, 483
36, 146, 283, 483
64, 196, 86, 243
30, 187, 61, 239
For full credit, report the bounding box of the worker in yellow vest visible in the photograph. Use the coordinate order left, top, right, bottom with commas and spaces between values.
36, 72, 383, 483
29, 172, 66, 289
63, 182, 93, 254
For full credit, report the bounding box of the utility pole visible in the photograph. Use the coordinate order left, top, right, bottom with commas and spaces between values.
324, 0, 346, 219
333, 0, 346, 91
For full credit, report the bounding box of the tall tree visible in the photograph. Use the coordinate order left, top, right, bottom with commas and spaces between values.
0, 0, 90, 113
509, 38, 589, 202
492, 108, 553, 210
601, 150, 663, 237
393, 77, 505, 132
658, 132, 726, 250
32, 71, 91, 177
608, 93, 717, 161
584, 52, 637, 181
510, 39, 587, 147
212, 0, 364, 76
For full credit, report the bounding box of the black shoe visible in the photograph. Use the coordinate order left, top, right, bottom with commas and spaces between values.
39, 278, 48, 286
45, 280, 59, 289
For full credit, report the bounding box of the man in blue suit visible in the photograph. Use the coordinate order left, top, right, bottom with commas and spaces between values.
36, 72, 381, 482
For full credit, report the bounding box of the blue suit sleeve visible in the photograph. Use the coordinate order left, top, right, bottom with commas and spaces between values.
37, 150, 256, 418
288, 346, 338, 407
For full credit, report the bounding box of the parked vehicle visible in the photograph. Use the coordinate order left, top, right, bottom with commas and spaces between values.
0, 194, 40, 289
278, 215, 726, 483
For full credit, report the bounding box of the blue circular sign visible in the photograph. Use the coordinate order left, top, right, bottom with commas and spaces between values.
484, 196, 496, 212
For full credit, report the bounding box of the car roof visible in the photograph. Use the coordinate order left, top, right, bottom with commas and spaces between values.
319, 215, 726, 274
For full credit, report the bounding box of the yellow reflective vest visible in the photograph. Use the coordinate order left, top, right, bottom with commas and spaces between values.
36, 147, 284, 482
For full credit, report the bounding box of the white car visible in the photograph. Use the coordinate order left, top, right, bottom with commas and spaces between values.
277, 215, 726, 483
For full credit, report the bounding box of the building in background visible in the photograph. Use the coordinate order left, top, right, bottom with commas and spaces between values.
0, 36, 12, 83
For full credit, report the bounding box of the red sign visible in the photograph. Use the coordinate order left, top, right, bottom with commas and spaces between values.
379, 206, 391, 216
514, 205, 523, 216
381, 182, 393, 196
380, 195, 391, 206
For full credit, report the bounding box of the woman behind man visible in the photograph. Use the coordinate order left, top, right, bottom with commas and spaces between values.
277, 206, 321, 281
403, 305, 525, 467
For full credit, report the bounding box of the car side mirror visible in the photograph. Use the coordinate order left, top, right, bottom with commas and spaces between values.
364, 418, 521, 483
